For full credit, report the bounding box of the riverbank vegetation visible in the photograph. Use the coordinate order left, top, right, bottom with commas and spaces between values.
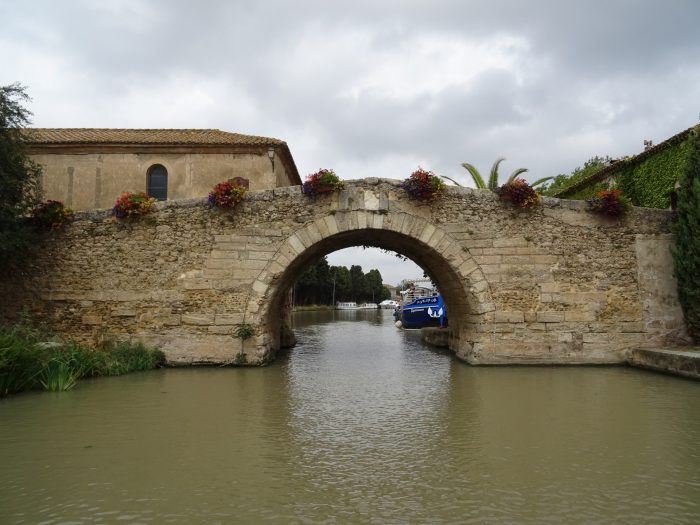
0, 323, 165, 397
294, 256, 391, 306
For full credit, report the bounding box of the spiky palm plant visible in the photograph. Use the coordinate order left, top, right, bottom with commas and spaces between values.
459, 158, 552, 190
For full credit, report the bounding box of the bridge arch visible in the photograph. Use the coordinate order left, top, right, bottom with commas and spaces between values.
243, 209, 495, 362
0, 179, 682, 366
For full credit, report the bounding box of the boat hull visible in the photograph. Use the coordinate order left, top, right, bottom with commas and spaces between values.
395, 295, 447, 329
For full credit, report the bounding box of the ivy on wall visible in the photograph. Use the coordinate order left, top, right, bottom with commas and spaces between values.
616, 140, 689, 208
558, 127, 697, 209
672, 128, 700, 342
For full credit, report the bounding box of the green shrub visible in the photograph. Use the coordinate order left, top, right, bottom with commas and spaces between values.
235, 324, 254, 340
233, 352, 248, 365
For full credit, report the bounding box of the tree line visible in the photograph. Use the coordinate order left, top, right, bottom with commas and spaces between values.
293, 256, 391, 306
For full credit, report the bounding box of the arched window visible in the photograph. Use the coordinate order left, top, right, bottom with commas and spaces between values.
147, 164, 168, 201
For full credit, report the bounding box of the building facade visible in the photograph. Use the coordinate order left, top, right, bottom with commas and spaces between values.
24, 128, 301, 211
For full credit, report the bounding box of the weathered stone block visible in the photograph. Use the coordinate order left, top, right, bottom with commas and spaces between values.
215, 314, 244, 325
209, 250, 239, 259
181, 280, 213, 290
564, 310, 596, 322
182, 314, 215, 325
111, 309, 136, 317
536, 311, 564, 322
458, 258, 478, 277
583, 333, 609, 343
539, 282, 560, 293
208, 325, 233, 335
493, 237, 528, 248
495, 311, 525, 323
161, 315, 182, 326
205, 259, 233, 269
474, 255, 502, 265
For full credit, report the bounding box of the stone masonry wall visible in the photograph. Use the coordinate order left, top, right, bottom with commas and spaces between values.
0, 179, 686, 365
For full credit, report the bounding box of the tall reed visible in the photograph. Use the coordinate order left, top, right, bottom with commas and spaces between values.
40, 359, 79, 391
0, 325, 166, 397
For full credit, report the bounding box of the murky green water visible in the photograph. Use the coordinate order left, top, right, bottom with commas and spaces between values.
2, 309, 700, 524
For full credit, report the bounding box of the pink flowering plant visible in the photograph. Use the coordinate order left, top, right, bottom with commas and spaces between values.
208, 180, 247, 208
498, 178, 540, 208
400, 167, 446, 201
31, 200, 74, 229
112, 192, 155, 218
302, 169, 344, 196
587, 189, 631, 217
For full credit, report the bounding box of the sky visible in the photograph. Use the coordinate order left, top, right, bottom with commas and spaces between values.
2, 0, 700, 285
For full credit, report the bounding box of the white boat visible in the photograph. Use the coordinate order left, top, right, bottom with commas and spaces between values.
379, 300, 399, 309
359, 302, 378, 309
336, 301, 359, 310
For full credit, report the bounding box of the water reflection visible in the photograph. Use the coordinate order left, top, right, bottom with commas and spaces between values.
0, 310, 699, 524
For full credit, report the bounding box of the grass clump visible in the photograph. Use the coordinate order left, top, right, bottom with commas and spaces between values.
40, 359, 79, 391
0, 325, 166, 397
0, 327, 45, 396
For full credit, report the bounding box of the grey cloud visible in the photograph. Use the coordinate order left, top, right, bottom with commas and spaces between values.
2, 0, 699, 187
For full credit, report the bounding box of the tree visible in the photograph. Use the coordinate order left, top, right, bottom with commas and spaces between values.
460, 157, 551, 190
365, 269, 386, 302
348, 264, 368, 302
295, 256, 333, 305
332, 266, 351, 303
295, 260, 391, 305
672, 127, 700, 342
540, 155, 611, 196
0, 83, 43, 268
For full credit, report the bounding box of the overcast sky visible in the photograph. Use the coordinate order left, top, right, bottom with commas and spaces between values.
2, 0, 699, 285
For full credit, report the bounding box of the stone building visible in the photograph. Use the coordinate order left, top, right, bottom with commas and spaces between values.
24, 128, 301, 211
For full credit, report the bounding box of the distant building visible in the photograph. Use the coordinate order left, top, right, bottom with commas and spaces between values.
552, 125, 697, 208
24, 128, 300, 211
383, 284, 399, 300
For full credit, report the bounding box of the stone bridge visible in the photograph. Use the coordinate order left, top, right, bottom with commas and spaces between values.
0, 179, 686, 365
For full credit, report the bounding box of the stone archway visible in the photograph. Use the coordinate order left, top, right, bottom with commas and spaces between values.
243, 209, 494, 363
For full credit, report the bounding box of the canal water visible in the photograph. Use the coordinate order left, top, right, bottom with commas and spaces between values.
2, 309, 700, 524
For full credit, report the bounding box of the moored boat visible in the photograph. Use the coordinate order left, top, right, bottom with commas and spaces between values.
394, 280, 447, 329
359, 302, 378, 309
336, 301, 359, 310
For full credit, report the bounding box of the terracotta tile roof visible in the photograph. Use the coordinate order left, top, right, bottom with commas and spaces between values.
553, 125, 696, 198
23, 128, 286, 147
